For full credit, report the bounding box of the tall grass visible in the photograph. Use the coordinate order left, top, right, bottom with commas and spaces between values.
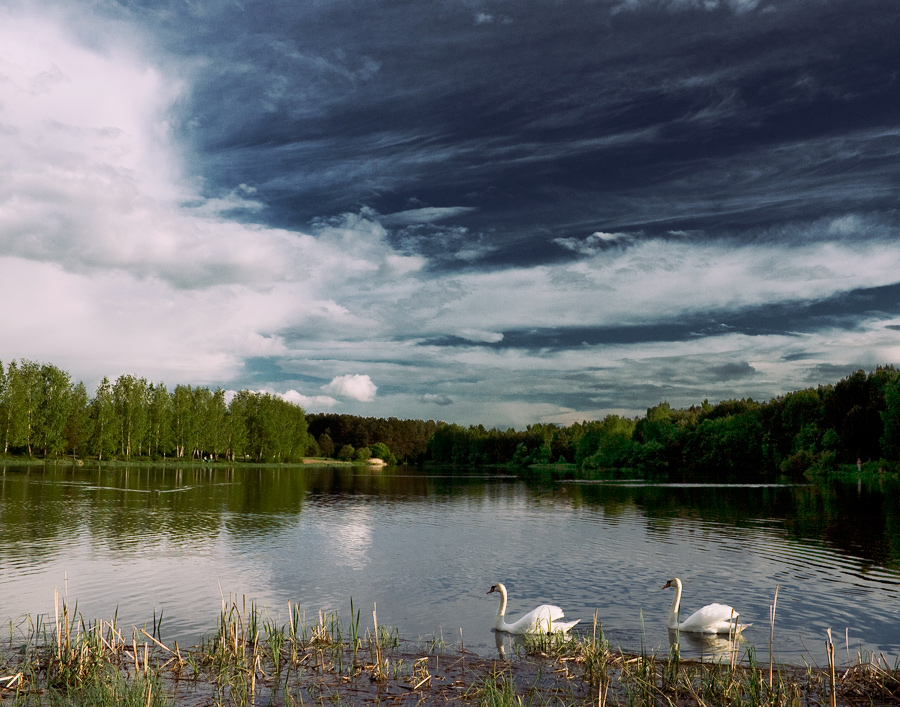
2, 589, 899, 707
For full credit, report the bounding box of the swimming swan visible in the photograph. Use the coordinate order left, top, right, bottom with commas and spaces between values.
488, 582, 580, 634
663, 578, 750, 634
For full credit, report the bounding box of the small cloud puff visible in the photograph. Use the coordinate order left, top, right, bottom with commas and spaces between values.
321, 374, 377, 402
280, 390, 339, 408
555, 231, 630, 255
474, 12, 512, 25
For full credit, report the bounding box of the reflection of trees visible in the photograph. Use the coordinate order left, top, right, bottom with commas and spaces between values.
0, 465, 518, 561
5, 464, 900, 574
786, 477, 900, 571
566, 478, 900, 571
0, 466, 75, 560
0, 465, 311, 557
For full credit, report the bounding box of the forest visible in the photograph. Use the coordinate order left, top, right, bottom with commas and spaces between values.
2, 357, 899, 480
425, 365, 900, 480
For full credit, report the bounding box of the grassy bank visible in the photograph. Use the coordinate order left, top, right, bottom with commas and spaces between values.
2, 594, 899, 706
0, 456, 372, 469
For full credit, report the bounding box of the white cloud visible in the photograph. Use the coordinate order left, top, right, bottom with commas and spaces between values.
555, 230, 630, 254
456, 329, 504, 343
321, 374, 378, 402
280, 390, 339, 409
379, 206, 477, 225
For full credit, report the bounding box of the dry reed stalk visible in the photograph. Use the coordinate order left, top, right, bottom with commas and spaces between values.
251, 629, 259, 699
140, 628, 172, 654
826, 627, 836, 707
1, 673, 23, 690
769, 583, 779, 687
133, 633, 141, 674
598, 676, 608, 707
54, 587, 61, 653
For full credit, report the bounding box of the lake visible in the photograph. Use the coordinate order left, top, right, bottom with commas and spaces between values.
1, 463, 899, 667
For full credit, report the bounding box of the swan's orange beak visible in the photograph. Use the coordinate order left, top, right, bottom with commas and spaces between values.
487, 586, 496, 594
662, 580, 672, 590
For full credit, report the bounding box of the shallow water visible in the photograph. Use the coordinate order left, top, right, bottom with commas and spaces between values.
1, 463, 899, 667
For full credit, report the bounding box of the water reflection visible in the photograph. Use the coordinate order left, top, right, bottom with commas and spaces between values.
494, 630, 531, 659
669, 628, 744, 661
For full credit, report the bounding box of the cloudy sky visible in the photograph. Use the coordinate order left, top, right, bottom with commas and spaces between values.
1, 0, 899, 428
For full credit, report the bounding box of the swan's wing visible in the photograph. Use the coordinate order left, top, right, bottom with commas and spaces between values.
552, 618, 580, 633
506, 604, 568, 634
679, 603, 740, 633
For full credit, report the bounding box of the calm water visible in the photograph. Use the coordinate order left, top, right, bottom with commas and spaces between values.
2, 463, 900, 667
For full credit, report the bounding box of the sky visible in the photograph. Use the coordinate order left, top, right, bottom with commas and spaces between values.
1, 0, 899, 429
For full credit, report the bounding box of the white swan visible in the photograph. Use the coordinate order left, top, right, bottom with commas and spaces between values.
487, 582, 580, 634
663, 578, 750, 634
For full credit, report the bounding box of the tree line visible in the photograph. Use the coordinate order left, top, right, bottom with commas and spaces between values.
0, 360, 308, 462
426, 367, 900, 480
5, 357, 900, 478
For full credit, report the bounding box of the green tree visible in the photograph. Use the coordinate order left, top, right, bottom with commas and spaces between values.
36, 363, 73, 457
0, 361, 9, 453
225, 390, 251, 461
685, 407, 765, 479
113, 375, 150, 459
369, 441, 396, 464
192, 387, 226, 459
171, 384, 195, 459
147, 383, 173, 458
337, 444, 355, 461
318, 432, 335, 458
880, 377, 900, 460
64, 382, 91, 457
576, 415, 637, 470
91, 377, 117, 461
6, 360, 43, 455
305, 435, 321, 457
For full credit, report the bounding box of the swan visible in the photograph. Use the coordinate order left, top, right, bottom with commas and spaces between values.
487, 582, 580, 634
663, 578, 750, 634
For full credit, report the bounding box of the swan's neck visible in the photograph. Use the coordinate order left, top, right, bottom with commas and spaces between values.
495, 587, 508, 621
668, 580, 682, 629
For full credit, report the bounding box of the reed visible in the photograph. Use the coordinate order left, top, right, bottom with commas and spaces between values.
3, 590, 899, 707
465, 668, 526, 706
769, 583, 779, 686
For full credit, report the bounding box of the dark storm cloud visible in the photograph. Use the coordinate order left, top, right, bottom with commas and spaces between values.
146, 0, 900, 253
